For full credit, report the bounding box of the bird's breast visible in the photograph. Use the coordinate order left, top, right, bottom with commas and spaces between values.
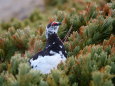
29, 52, 66, 74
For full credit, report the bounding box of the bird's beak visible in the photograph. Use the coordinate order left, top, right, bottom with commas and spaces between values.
58, 22, 61, 25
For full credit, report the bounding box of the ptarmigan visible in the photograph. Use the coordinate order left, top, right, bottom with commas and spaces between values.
29, 22, 67, 74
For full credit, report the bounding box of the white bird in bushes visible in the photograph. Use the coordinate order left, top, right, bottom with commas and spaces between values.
29, 22, 67, 74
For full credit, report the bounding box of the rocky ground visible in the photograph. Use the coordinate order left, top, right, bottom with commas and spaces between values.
0, 0, 44, 21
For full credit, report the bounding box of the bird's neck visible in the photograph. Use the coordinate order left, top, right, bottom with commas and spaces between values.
46, 33, 62, 45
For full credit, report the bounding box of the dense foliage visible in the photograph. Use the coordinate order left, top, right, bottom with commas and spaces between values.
0, 0, 115, 86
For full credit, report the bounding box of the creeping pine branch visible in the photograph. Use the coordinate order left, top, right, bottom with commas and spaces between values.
63, 25, 73, 42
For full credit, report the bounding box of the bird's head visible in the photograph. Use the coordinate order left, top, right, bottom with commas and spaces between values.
46, 22, 61, 39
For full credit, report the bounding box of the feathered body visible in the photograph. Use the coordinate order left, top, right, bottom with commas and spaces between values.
29, 22, 67, 74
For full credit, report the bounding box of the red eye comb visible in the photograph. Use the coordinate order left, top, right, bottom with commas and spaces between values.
51, 22, 58, 26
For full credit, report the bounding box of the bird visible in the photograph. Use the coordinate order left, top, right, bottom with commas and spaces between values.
29, 22, 67, 74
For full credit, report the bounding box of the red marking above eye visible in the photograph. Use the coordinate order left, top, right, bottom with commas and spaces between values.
51, 22, 57, 26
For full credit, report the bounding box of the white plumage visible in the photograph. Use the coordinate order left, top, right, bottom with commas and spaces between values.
30, 51, 66, 74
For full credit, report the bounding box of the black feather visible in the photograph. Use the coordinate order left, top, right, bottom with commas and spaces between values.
30, 33, 67, 60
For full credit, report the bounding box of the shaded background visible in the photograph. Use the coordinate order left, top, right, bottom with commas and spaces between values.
0, 0, 44, 21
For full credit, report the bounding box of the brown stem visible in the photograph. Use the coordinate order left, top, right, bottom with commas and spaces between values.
63, 25, 73, 42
